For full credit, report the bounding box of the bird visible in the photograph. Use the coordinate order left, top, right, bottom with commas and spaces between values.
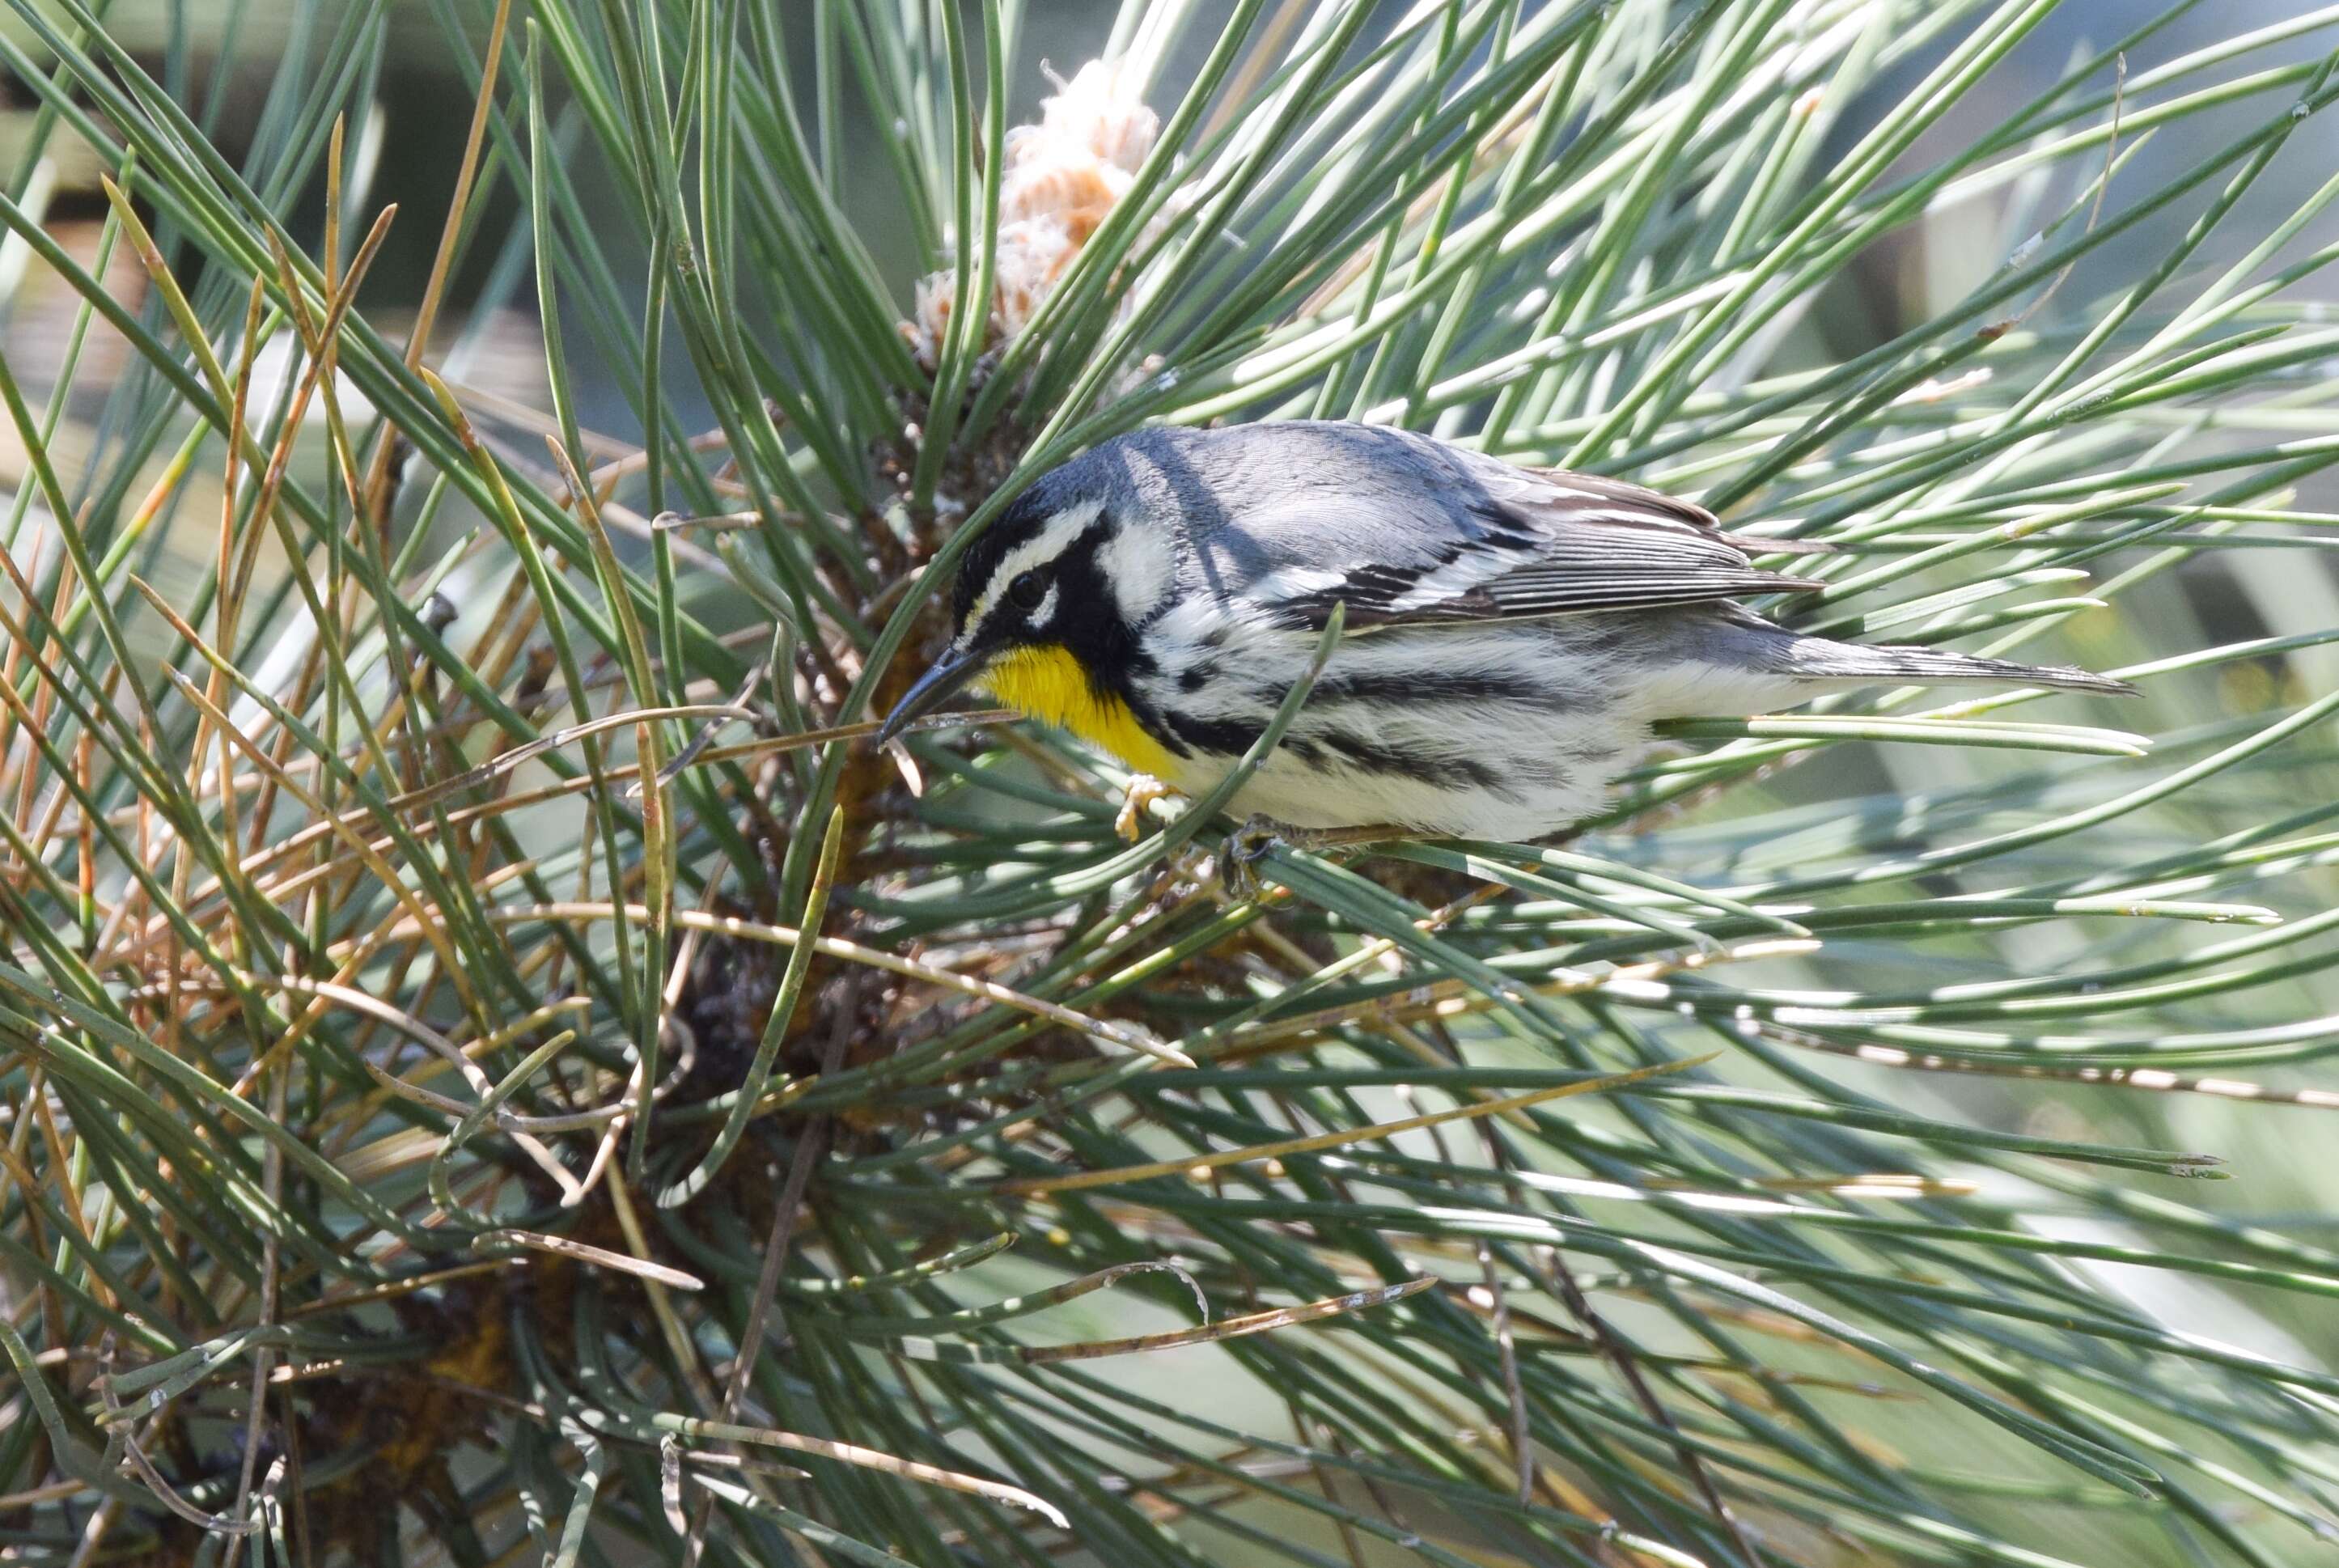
875, 421, 2132, 846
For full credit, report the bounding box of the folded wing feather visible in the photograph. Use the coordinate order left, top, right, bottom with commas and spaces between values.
1264, 460, 1826, 629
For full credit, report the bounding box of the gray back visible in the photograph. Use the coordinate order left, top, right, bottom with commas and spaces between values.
1063, 422, 1505, 600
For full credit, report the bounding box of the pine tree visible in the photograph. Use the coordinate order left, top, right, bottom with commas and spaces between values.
6, 3, 2339, 1565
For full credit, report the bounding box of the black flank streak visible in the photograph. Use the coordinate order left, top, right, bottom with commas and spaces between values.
1311, 669, 1542, 705
1162, 710, 1265, 757
1317, 729, 1519, 799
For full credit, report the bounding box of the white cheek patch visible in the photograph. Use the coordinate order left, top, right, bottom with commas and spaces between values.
1096, 519, 1176, 622
966, 498, 1105, 633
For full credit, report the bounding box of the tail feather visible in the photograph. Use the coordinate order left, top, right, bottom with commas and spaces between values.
1718, 530, 1834, 557
1782, 635, 2136, 697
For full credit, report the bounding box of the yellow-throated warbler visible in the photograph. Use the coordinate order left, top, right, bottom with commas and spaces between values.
876, 421, 2130, 842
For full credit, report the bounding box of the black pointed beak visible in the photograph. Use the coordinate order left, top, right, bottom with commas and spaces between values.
874, 644, 987, 748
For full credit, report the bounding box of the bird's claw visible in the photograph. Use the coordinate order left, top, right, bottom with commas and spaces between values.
1219, 817, 1415, 896
1115, 773, 1174, 841
1221, 814, 1299, 900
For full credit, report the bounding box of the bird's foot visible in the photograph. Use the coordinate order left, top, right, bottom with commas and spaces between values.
1221, 816, 1289, 901
1114, 773, 1176, 841
1219, 816, 1410, 899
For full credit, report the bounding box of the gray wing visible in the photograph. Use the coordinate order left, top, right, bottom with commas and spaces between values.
1253, 450, 1825, 631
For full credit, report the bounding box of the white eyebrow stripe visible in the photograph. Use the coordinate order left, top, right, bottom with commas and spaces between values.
967, 498, 1105, 631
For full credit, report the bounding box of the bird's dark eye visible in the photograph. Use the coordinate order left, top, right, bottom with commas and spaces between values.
1007, 570, 1048, 612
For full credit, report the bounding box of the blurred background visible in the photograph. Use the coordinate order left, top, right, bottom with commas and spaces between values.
17, 4, 2339, 386
16, 0, 2339, 673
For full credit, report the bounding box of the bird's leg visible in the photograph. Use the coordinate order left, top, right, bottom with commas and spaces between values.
1114, 773, 1176, 841
1221, 815, 1416, 898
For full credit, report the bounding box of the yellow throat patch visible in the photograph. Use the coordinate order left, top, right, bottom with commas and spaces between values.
979, 644, 1180, 777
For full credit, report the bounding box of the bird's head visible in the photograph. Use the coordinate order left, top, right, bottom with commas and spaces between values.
874, 451, 1174, 747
